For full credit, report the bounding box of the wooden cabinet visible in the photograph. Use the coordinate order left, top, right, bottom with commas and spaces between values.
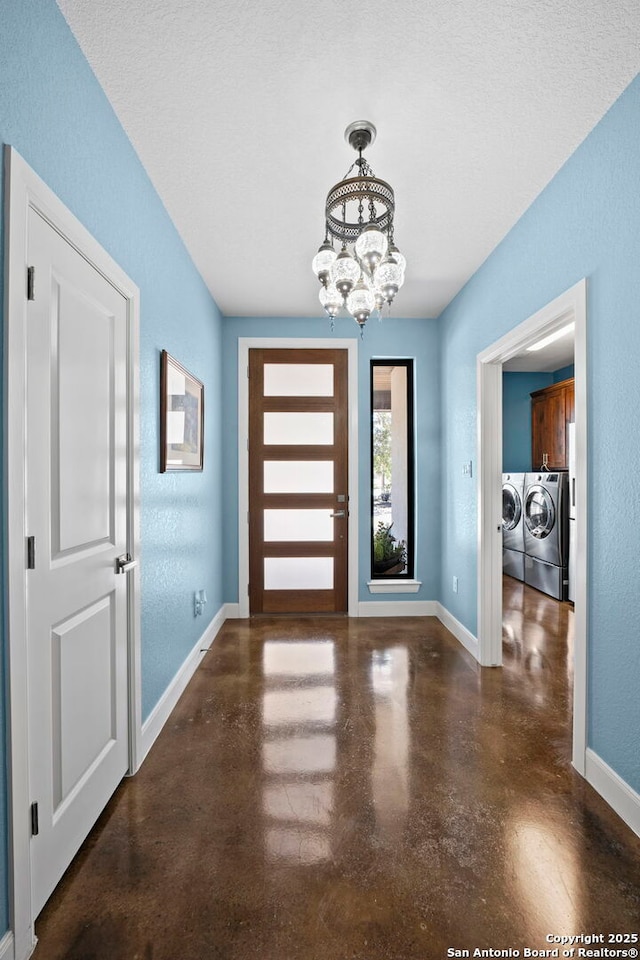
530, 377, 574, 470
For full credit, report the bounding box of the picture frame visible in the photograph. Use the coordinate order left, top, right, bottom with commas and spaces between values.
160, 350, 204, 472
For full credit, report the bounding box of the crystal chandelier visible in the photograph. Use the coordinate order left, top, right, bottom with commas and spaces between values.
313, 121, 406, 331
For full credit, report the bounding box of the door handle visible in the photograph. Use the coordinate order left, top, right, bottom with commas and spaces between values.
330, 510, 346, 518
116, 553, 138, 574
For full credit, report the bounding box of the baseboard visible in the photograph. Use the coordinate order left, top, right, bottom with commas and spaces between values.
0, 932, 13, 960
223, 602, 242, 619
585, 748, 640, 839
435, 603, 480, 661
139, 605, 226, 763
358, 600, 437, 617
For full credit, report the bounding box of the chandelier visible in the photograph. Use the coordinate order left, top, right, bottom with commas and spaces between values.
312, 121, 406, 331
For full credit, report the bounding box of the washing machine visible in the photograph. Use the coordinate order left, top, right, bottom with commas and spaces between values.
523, 471, 569, 599
502, 472, 525, 580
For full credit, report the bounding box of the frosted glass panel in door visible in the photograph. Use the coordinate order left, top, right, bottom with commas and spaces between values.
264, 557, 333, 590
264, 461, 333, 493
264, 509, 333, 542
264, 412, 333, 445
263, 364, 334, 397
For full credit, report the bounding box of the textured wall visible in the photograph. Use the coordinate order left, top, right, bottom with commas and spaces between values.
440, 74, 640, 792
502, 371, 554, 472
221, 316, 441, 605
0, 0, 224, 933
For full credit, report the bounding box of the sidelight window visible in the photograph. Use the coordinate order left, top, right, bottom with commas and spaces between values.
370, 360, 415, 579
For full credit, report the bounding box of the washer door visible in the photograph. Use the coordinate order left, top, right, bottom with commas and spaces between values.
525, 485, 555, 539
502, 484, 522, 531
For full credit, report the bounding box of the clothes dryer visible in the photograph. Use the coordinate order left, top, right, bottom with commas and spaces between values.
523, 471, 569, 599
502, 473, 525, 580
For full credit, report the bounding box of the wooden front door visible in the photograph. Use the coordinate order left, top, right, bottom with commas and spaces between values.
249, 348, 349, 613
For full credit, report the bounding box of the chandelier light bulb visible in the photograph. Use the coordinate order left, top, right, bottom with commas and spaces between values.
330, 249, 360, 297
355, 223, 388, 272
311, 241, 337, 286
375, 255, 402, 303
319, 282, 343, 318
388, 243, 406, 279
346, 276, 375, 326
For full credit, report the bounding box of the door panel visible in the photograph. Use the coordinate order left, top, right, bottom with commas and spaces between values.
249, 349, 348, 613
264, 411, 334, 444
52, 596, 116, 808
263, 460, 334, 493
264, 509, 334, 541
27, 208, 130, 916
54, 278, 115, 553
263, 362, 334, 396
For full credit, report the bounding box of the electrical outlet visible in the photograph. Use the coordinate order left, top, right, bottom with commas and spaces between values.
194, 588, 208, 617
453, 576, 458, 593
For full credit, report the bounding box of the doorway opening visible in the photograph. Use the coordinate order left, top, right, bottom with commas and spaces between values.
477, 279, 587, 774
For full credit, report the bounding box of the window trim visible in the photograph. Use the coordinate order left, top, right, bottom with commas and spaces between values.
369, 358, 415, 581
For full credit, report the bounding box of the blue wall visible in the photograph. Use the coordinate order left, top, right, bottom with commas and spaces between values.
0, 0, 225, 933
440, 75, 640, 792
502, 366, 575, 472
221, 316, 441, 605
553, 363, 574, 383
502, 371, 553, 472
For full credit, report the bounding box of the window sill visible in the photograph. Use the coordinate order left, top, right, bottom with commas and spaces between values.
367, 579, 422, 594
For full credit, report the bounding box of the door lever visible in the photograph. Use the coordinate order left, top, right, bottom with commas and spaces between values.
116, 553, 138, 574
330, 510, 346, 518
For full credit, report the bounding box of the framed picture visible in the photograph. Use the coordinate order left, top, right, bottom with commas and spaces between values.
160, 350, 204, 471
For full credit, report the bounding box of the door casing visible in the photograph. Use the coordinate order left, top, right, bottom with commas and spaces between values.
238, 338, 359, 618
3, 146, 141, 959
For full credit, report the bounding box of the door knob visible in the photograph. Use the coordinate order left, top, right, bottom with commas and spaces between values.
330, 510, 346, 518
116, 553, 138, 574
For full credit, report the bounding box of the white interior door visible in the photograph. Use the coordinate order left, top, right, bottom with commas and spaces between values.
26, 207, 131, 916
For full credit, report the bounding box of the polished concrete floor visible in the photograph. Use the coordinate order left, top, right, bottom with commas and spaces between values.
34, 580, 640, 959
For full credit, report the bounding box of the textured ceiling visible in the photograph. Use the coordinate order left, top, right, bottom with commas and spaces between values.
57, 0, 640, 319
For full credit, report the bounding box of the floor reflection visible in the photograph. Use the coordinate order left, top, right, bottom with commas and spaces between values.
508, 805, 579, 936
263, 781, 333, 826
370, 648, 410, 839
503, 574, 574, 709
262, 686, 336, 727
263, 639, 335, 678
262, 639, 337, 865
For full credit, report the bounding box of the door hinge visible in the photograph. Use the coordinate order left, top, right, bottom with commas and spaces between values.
31, 802, 39, 837
27, 266, 35, 301
26, 536, 36, 570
